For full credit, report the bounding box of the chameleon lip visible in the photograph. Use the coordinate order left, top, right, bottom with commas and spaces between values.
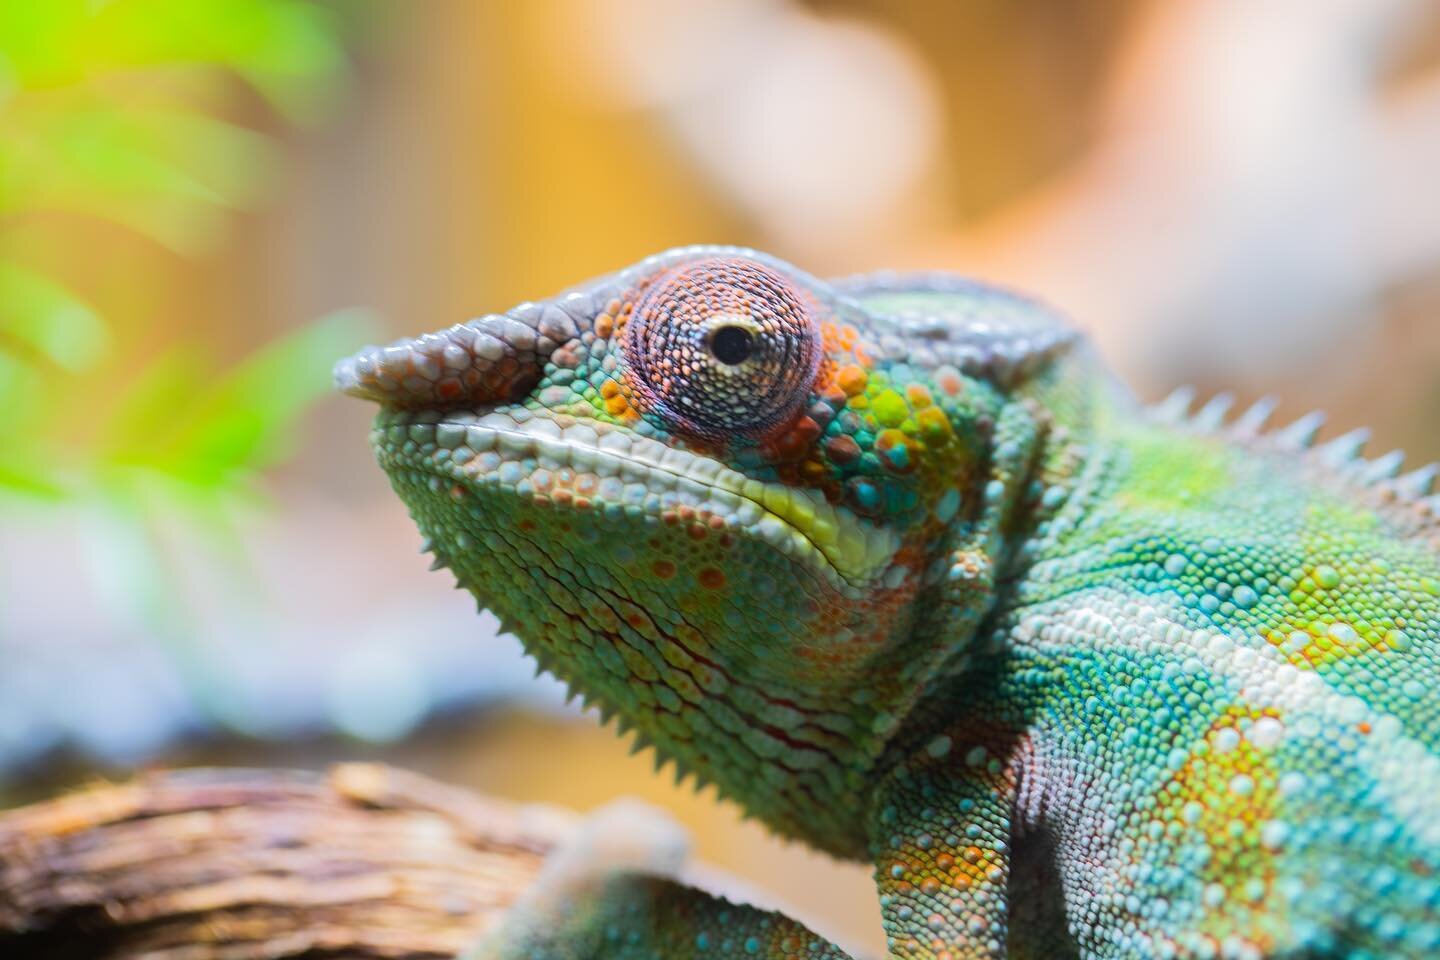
374, 407, 900, 588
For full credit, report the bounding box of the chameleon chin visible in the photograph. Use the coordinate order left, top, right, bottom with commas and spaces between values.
338, 246, 1440, 960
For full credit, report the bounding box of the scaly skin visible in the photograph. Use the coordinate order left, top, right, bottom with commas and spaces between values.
338, 247, 1440, 959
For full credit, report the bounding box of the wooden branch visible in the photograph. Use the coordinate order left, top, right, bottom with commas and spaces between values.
0, 764, 580, 960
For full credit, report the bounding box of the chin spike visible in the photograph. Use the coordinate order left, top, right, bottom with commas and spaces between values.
1274, 411, 1326, 450
428, 555, 448, 571
1191, 393, 1234, 431
419, 537, 435, 554
1152, 386, 1196, 424
1359, 449, 1405, 484
1316, 428, 1370, 467
1231, 396, 1278, 438
629, 735, 653, 756
1395, 464, 1440, 499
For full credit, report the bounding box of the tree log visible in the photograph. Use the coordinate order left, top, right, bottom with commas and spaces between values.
0, 764, 581, 959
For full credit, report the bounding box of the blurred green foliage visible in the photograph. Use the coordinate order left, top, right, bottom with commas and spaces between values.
0, 0, 372, 656
0, 0, 364, 512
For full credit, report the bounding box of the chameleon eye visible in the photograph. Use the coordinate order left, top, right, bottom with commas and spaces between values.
624, 257, 821, 438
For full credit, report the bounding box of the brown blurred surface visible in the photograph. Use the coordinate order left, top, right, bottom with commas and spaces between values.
0, 763, 562, 958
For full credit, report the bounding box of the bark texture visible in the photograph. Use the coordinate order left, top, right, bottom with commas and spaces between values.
0, 764, 577, 959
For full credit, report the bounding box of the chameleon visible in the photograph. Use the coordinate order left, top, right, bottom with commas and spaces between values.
335, 246, 1440, 959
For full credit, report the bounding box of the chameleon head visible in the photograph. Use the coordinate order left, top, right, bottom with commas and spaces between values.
336, 247, 1014, 855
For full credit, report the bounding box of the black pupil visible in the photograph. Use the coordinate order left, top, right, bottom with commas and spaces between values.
710, 324, 754, 365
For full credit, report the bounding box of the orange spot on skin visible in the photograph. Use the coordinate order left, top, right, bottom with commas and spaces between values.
763, 414, 823, 462
800, 459, 828, 483
699, 568, 726, 589
793, 416, 822, 444
838, 364, 868, 396
905, 383, 933, 408
620, 603, 655, 635
916, 406, 952, 441
875, 428, 918, 473
652, 560, 676, 579
595, 313, 614, 338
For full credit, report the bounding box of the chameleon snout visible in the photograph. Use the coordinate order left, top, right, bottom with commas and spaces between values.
333, 296, 592, 411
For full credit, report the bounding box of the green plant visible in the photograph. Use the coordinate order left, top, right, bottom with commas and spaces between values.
0, 1, 367, 626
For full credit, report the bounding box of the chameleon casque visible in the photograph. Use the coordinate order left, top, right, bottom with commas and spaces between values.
336, 247, 1440, 959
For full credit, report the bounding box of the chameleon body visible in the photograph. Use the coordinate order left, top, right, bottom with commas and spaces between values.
337, 247, 1440, 959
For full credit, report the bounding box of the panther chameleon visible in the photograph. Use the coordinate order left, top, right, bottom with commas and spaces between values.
335, 246, 1440, 959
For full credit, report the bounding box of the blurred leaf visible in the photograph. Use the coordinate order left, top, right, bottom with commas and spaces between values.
0, 0, 354, 505
0, 460, 66, 500
0, 261, 108, 370
0, 0, 341, 119
0, 348, 65, 499
101, 346, 212, 457
0, 101, 273, 251
0, 0, 358, 683
0, 352, 45, 436
165, 309, 374, 481
106, 309, 375, 486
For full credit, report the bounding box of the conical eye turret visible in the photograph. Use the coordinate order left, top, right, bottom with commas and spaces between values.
621, 256, 822, 440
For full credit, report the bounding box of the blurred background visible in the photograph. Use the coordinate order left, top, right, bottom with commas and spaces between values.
3, 1, 1440, 954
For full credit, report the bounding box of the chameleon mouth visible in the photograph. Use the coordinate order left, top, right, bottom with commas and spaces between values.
372, 407, 899, 588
